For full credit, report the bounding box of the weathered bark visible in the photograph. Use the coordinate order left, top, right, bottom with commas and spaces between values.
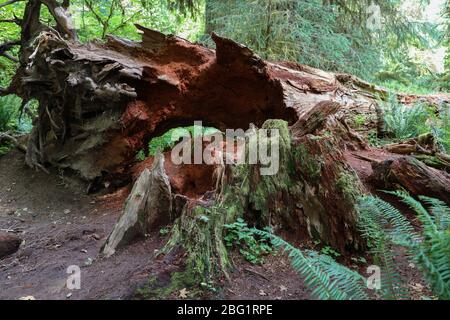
0, 232, 22, 259
370, 156, 450, 205
383, 134, 450, 172
102, 152, 172, 257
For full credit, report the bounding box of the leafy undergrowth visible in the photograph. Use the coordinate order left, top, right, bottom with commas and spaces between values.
366, 96, 450, 155
0, 95, 35, 157
206, 192, 449, 300
136, 125, 220, 161
224, 218, 273, 265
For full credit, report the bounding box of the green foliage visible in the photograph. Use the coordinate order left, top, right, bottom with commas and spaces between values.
224, 218, 273, 264
357, 192, 450, 300
0, 143, 12, 156
147, 125, 219, 157
159, 227, 170, 236
75, 0, 204, 42
0, 95, 20, 132
381, 96, 431, 140
205, 0, 445, 88
352, 114, 367, 130
205, 0, 380, 79
380, 96, 450, 154
135, 149, 146, 162
320, 246, 341, 259
253, 229, 369, 300
430, 103, 450, 154
0, 95, 34, 134
243, 192, 449, 300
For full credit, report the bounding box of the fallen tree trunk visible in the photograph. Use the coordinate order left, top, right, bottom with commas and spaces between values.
383, 134, 450, 172
4, 1, 450, 288
370, 156, 450, 205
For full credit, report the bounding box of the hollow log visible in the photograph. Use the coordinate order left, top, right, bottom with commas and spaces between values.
6, 20, 450, 286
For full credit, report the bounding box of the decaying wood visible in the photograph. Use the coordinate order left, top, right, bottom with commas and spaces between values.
384, 133, 450, 171
291, 101, 341, 137
0, 132, 27, 153
102, 152, 172, 257
370, 156, 450, 205
3, 0, 450, 284
7, 21, 449, 255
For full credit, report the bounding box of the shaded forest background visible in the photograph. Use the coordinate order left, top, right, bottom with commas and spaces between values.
1, 0, 449, 91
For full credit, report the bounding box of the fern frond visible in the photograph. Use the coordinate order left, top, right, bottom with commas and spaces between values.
252, 229, 369, 300
385, 191, 438, 235
419, 196, 450, 231
357, 195, 418, 246
358, 192, 450, 300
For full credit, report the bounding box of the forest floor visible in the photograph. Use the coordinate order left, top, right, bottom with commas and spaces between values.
0, 151, 309, 300
0, 150, 430, 300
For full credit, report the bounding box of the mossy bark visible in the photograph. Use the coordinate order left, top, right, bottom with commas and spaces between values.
161, 119, 365, 287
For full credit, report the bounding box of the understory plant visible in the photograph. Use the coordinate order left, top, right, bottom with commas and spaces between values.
381, 96, 450, 154
0, 95, 21, 132
224, 218, 273, 264
357, 191, 450, 300
381, 96, 430, 140
431, 104, 450, 154
137, 125, 220, 160
244, 192, 449, 300
252, 229, 369, 300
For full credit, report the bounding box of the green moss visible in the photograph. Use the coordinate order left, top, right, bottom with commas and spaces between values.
155, 120, 297, 291
413, 154, 449, 170
351, 114, 367, 129
293, 144, 322, 183
336, 171, 362, 202
245, 120, 296, 222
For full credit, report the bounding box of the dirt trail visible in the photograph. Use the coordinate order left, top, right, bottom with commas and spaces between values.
0, 151, 165, 299
0, 151, 310, 300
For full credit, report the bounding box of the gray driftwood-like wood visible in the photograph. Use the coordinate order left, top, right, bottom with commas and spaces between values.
102, 152, 171, 257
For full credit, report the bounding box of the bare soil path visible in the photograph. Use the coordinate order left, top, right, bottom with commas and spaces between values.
0, 151, 310, 300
